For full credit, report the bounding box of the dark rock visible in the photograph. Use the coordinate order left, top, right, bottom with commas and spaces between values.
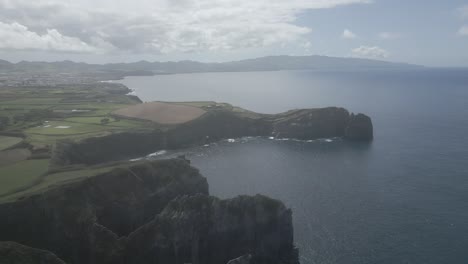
52, 106, 373, 166
0, 241, 67, 264
0, 159, 208, 264
125, 194, 299, 264
345, 113, 374, 141
227, 254, 252, 264
271, 107, 350, 139
0, 160, 299, 264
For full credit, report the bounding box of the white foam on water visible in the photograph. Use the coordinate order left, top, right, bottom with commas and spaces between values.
126, 90, 137, 96
55, 126, 71, 129
147, 150, 167, 157
227, 139, 236, 143
129, 158, 142, 162
268, 137, 275, 140
43, 125, 51, 128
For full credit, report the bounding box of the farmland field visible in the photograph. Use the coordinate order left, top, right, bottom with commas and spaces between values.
0, 83, 151, 200
0, 136, 23, 151
113, 101, 206, 124
0, 159, 50, 196
0, 148, 31, 166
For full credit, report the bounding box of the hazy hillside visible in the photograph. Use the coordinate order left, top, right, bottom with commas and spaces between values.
0, 55, 422, 76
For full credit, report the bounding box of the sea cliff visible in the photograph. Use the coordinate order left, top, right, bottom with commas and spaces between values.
52, 106, 373, 166
0, 158, 299, 264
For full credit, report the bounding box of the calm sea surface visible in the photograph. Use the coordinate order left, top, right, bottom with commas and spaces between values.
118, 69, 468, 264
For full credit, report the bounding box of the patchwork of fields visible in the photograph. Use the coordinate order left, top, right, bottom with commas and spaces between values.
0, 84, 218, 203
0, 135, 23, 151
0, 84, 156, 202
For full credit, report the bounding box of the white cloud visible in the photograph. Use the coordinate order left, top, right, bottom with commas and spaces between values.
378, 32, 401, 40
458, 25, 468, 36
0, 0, 371, 54
302, 41, 312, 53
352, 45, 389, 58
342, 29, 357, 39
0, 22, 106, 52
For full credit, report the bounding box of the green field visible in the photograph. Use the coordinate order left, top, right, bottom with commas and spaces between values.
0, 136, 23, 151
0, 84, 152, 201
0, 85, 151, 149
0, 159, 50, 196
0, 161, 139, 203
0, 148, 31, 166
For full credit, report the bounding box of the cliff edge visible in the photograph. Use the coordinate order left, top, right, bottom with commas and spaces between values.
53, 105, 373, 166
0, 159, 299, 264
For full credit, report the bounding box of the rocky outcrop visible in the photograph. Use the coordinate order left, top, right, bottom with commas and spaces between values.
125, 194, 298, 264
270, 107, 350, 140
0, 159, 208, 263
52, 106, 373, 166
0, 241, 67, 264
227, 255, 253, 264
344, 113, 374, 141
0, 159, 299, 264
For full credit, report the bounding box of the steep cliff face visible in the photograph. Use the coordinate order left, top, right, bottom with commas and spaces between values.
166, 110, 271, 148
51, 130, 167, 166
125, 194, 298, 264
0, 159, 208, 264
270, 107, 350, 139
52, 106, 373, 166
0, 242, 67, 264
344, 113, 374, 141
0, 159, 299, 264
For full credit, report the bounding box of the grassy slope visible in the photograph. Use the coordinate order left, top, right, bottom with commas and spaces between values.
0, 86, 151, 148
0, 85, 255, 203
0, 136, 23, 151
0, 159, 50, 196
0, 84, 153, 202
0, 161, 139, 203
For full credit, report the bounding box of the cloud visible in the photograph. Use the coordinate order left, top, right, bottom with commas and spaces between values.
342, 29, 357, 39
458, 25, 468, 36
352, 45, 389, 58
0, 0, 371, 54
0, 22, 106, 52
378, 32, 401, 40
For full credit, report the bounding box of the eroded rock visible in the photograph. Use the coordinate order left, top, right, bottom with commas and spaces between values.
345, 113, 374, 141
0, 159, 299, 264
0, 241, 67, 264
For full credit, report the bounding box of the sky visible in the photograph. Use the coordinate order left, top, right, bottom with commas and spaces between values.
0, 0, 467, 66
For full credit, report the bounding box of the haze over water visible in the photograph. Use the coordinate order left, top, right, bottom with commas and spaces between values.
119, 69, 468, 264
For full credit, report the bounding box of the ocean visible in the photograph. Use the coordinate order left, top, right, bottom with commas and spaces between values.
118, 68, 468, 264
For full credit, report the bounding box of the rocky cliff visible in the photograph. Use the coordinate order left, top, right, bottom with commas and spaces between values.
0, 159, 299, 264
0, 242, 67, 264
52, 106, 373, 166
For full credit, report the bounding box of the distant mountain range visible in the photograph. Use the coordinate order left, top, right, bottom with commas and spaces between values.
0, 55, 423, 77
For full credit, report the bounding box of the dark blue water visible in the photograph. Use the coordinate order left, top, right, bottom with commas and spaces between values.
119, 69, 468, 264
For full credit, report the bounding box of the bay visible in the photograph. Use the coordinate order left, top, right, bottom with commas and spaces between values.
118, 68, 468, 264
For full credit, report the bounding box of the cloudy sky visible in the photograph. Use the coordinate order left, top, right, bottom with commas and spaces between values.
0, 0, 467, 66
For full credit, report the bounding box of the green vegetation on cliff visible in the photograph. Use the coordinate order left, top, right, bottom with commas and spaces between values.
0, 159, 49, 196
0, 159, 298, 264
0, 135, 23, 151
0, 82, 373, 205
